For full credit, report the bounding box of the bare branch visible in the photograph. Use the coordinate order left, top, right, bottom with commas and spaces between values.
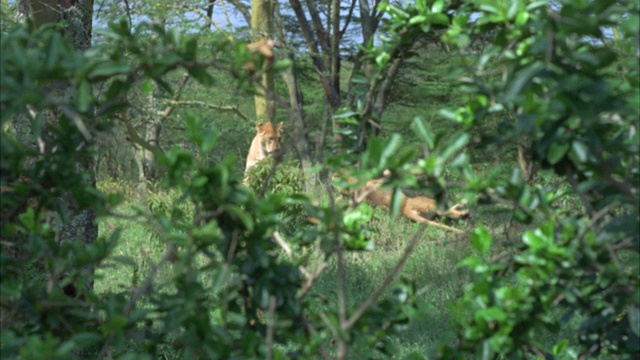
339, 0, 357, 38
160, 99, 250, 121
272, 231, 292, 257
157, 73, 190, 122
225, 0, 251, 26
117, 112, 156, 153
265, 295, 276, 360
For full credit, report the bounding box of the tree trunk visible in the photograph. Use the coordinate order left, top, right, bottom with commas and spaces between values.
288, 0, 341, 109
251, 0, 275, 123
281, 64, 315, 189
15, 0, 97, 296
205, 0, 215, 29
274, 2, 316, 188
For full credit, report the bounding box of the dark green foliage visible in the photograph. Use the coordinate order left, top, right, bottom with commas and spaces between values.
388, 0, 640, 358
1, 18, 426, 359
2, 1, 639, 359
244, 157, 306, 233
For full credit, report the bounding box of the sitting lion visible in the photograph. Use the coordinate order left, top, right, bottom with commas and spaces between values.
335, 172, 469, 234
244, 122, 283, 185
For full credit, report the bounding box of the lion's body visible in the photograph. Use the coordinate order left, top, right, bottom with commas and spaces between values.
340, 174, 469, 233
244, 122, 283, 173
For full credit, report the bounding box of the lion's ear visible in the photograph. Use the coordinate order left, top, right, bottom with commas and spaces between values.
256, 122, 265, 133
277, 122, 284, 132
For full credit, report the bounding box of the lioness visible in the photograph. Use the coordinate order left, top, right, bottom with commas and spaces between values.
245, 122, 283, 173
336, 173, 469, 234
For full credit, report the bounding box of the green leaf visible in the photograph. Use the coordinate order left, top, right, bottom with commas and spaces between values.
457, 256, 483, 269
386, 4, 410, 19
427, 13, 450, 26
553, 339, 569, 355
192, 176, 208, 187
547, 141, 570, 165
515, 11, 529, 26
76, 80, 91, 112
44, 33, 64, 70
441, 132, 469, 161
222, 204, 253, 232
380, 133, 402, 167
140, 80, 154, 95
504, 61, 545, 103
411, 117, 434, 149
571, 140, 589, 163
334, 109, 360, 119
200, 128, 217, 153
452, 14, 469, 29
522, 229, 550, 251
431, 0, 445, 13
106, 193, 125, 207
376, 52, 391, 68
507, 0, 523, 19
101, 315, 127, 335
390, 188, 403, 219
409, 15, 427, 25
470, 227, 492, 253
526, 0, 548, 10
89, 62, 130, 78
271, 59, 292, 71
475, 307, 507, 322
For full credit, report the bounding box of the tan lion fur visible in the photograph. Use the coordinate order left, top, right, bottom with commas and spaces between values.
336, 172, 469, 234
244, 122, 283, 174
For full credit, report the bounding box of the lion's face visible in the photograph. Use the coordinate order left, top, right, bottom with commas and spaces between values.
257, 122, 283, 156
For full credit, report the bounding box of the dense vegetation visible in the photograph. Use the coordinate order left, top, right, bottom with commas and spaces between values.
1, 0, 638, 359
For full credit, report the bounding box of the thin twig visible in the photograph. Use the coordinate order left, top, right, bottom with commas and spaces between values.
265, 295, 276, 360
272, 230, 292, 257
160, 99, 250, 121
297, 261, 329, 299
157, 73, 190, 122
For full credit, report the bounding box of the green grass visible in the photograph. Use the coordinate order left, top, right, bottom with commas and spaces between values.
94, 176, 519, 359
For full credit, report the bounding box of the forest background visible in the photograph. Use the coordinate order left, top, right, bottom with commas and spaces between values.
0, 0, 638, 359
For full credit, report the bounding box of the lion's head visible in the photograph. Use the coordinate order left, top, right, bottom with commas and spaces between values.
257, 122, 283, 156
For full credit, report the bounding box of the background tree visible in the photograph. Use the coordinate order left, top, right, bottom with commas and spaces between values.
250, 0, 276, 123
5, 0, 97, 299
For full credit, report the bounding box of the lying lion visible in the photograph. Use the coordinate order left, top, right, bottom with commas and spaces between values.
335, 172, 469, 234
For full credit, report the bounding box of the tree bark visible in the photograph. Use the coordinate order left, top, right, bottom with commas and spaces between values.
330, 0, 341, 95
251, 0, 276, 123
281, 61, 315, 189
205, 0, 215, 29
274, 3, 316, 189
15, 0, 97, 296
288, 0, 340, 109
